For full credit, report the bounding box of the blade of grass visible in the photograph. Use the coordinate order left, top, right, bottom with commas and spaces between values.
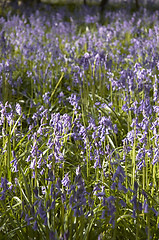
50, 72, 64, 101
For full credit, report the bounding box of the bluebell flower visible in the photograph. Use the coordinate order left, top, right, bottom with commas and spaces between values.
79, 52, 91, 70
33, 220, 38, 231
94, 154, 101, 169
106, 196, 115, 204
132, 209, 136, 218
143, 200, 149, 214
153, 147, 159, 165
96, 191, 105, 198
138, 202, 142, 211
41, 186, 46, 195
109, 214, 115, 228
61, 193, 66, 204
73, 207, 80, 217
130, 195, 137, 211
93, 184, 100, 194
48, 200, 55, 211
49, 230, 55, 240
118, 181, 128, 193
0, 192, 5, 201
111, 182, 116, 190
15, 103, 22, 115
112, 165, 126, 182
33, 187, 38, 198
130, 194, 142, 218
62, 173, 70, 187
134, 181, 138, 192
33, 200, 39, 206
126, 130, 135, 145
0, 177, 9, 195
153, 75, 158, 101
119, 199, 126, 208
11, 151, 18, 173
88, 196, 94, 208
141, 190, 148, 199
153, 106, 159, 114
37, 201, 47, 220
25, 214, 33, 226
101, 210, 106, 219
151, 207, 159, 217
69, 195, 74, 208
68, 93, 80, 113
63, 230, 69, 240
44, 217, 48, 226
94, 102, 101, 106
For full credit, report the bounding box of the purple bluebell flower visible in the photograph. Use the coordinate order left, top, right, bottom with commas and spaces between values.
68, 93, 80, 114
69, 195, 74, 208
101, 210, 106, 219
118, 181, 128, 193
63, 230, 69, 240
96, 191, 105, 198
93, 184, 100, 194
151, 207, 159, 217
109, 214, 115, 228
153, 75, 158, 102
137, 159, 145, 170
143, 200, 149, 214
119, 199, 126, 208
67, 166, 88, 217
37, 201, 47, 220
11, 151, 18, 172
44, 217, 48, 226
111, 182, 117, 190
33, 187, 38, 198
132, 209, 136, 218
141, 190, 148, 199
79, 52, 91, 70
48, 200, 55, 211
94, 102, 101, 106
58, 91, 65, 104
153, 147, 159, 165
49, 230, 55, 240
33, 220, 38, 231
112, 165, 126, 182
126, 130, 135, 145
43, 92, 50, 105
0, 177, 9, 192
106, 194, 115, 203
134, 181, 138, 192
130, 195, 137, 211
25, 214, 33, 226
94, 152, 101, 169
130, 193, 142, 218
0, 191, 5, 200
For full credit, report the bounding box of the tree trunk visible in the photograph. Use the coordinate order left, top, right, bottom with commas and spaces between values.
84, 0, 109, 7
20, 0, 41, 6
84, 0, 87, 5
100, 0, 109, 8
135, 0, 139, 8
100, 0, 109, 12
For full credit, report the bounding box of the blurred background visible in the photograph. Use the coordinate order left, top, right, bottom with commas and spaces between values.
1, 0, 159, 5
33, 0, 159, 5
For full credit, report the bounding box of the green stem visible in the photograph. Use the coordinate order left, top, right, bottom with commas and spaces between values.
132, 122, 136, 189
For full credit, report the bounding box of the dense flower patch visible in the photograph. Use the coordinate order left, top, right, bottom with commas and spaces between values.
0, 4, 159, 239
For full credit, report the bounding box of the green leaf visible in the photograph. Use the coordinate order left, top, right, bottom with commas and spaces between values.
19, 167, 31, 204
